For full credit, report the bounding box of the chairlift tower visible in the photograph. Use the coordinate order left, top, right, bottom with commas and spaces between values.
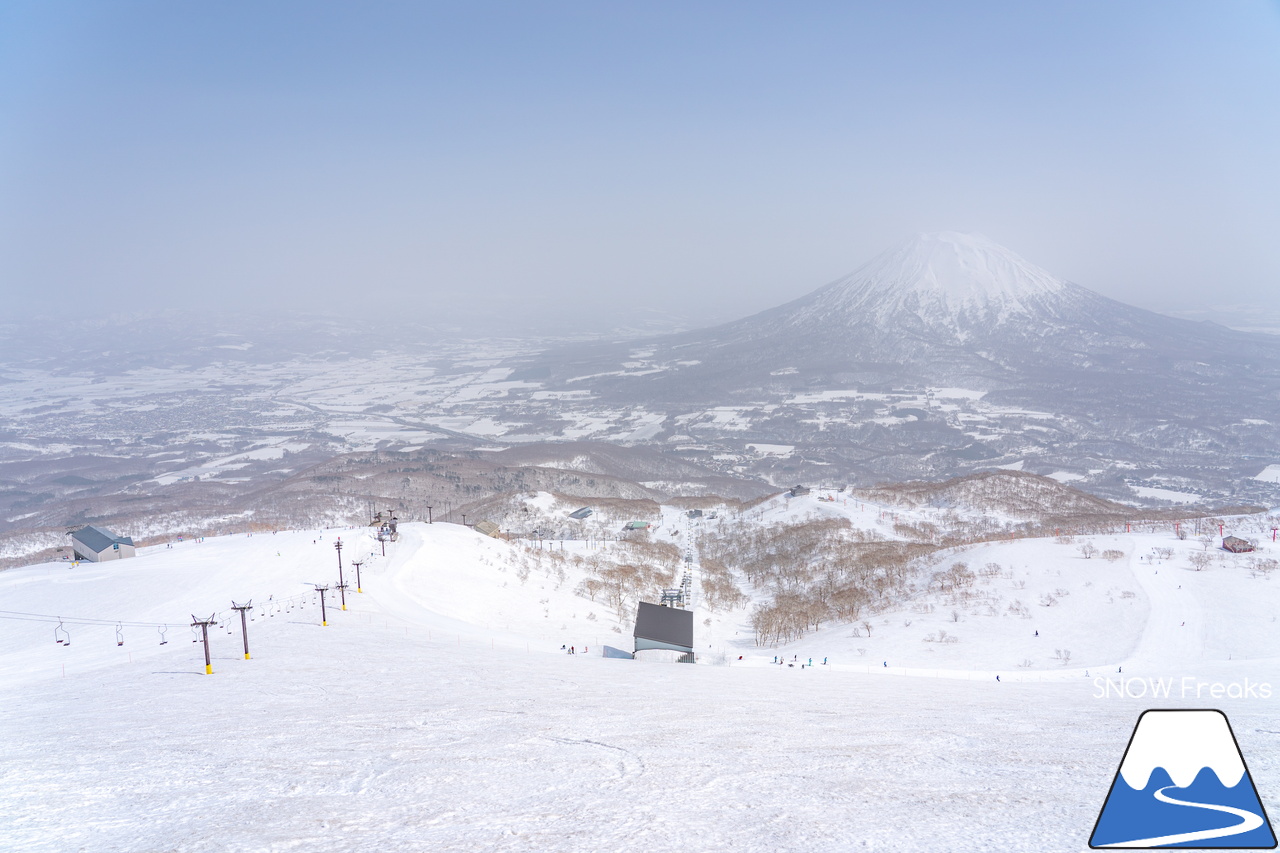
231, 600, 253, 660
190, 613, 217, 674
680, 513, 697, 611
314, 585, 330, 627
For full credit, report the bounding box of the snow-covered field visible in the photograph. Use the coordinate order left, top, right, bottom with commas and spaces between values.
2, 513, 1279, 852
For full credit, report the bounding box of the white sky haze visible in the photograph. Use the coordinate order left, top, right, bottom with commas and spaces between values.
1, 1, 1278, 332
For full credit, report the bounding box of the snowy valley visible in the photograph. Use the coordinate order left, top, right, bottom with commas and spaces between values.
3, 233, 1278, 574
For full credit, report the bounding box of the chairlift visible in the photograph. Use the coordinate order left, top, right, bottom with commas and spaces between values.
157, 625, 169, 645
54, 619, 69, 646
191, 624, 201, 643
115, 624, 124, 647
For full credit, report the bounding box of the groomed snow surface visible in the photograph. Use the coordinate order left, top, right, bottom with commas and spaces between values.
2, 518, 1279, 852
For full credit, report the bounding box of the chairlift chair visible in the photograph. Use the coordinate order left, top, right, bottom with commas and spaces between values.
157, 625, 169, 645
116, 624, 124, 647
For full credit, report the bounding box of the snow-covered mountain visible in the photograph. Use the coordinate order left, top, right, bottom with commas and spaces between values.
537, 231, 1280, 401
784, 231, 1074, 331
3, 233, 1277, 520
518, 232, 1280, 502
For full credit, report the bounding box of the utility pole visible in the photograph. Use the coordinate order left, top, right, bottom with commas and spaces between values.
231, 600, 253, 660
191, 613, 216, 674
352, 561, 363, 593
335, 539, 346, 609
314, 585, 330, 626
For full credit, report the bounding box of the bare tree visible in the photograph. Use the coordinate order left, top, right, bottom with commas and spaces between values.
1078, 543, 1098, 560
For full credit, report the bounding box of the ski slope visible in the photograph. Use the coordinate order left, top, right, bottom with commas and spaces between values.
1, 517, 1278, 852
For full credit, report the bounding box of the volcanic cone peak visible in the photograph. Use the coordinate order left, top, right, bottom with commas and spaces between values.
788, 231, 1077, 329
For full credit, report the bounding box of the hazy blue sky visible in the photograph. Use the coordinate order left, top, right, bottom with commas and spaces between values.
2, 2, 1278, 332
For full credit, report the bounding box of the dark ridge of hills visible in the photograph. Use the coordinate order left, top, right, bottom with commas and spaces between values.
0, 443, 773, 568
854, 470, 1130, 518
852, 470, 1264, 530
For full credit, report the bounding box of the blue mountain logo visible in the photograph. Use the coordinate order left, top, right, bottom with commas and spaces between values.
1091, 709, 1276, 848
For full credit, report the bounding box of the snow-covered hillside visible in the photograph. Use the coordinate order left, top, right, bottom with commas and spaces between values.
2, 502, 1278, 851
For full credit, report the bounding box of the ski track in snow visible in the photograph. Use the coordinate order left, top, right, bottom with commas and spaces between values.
1121, 536, 1205, 672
